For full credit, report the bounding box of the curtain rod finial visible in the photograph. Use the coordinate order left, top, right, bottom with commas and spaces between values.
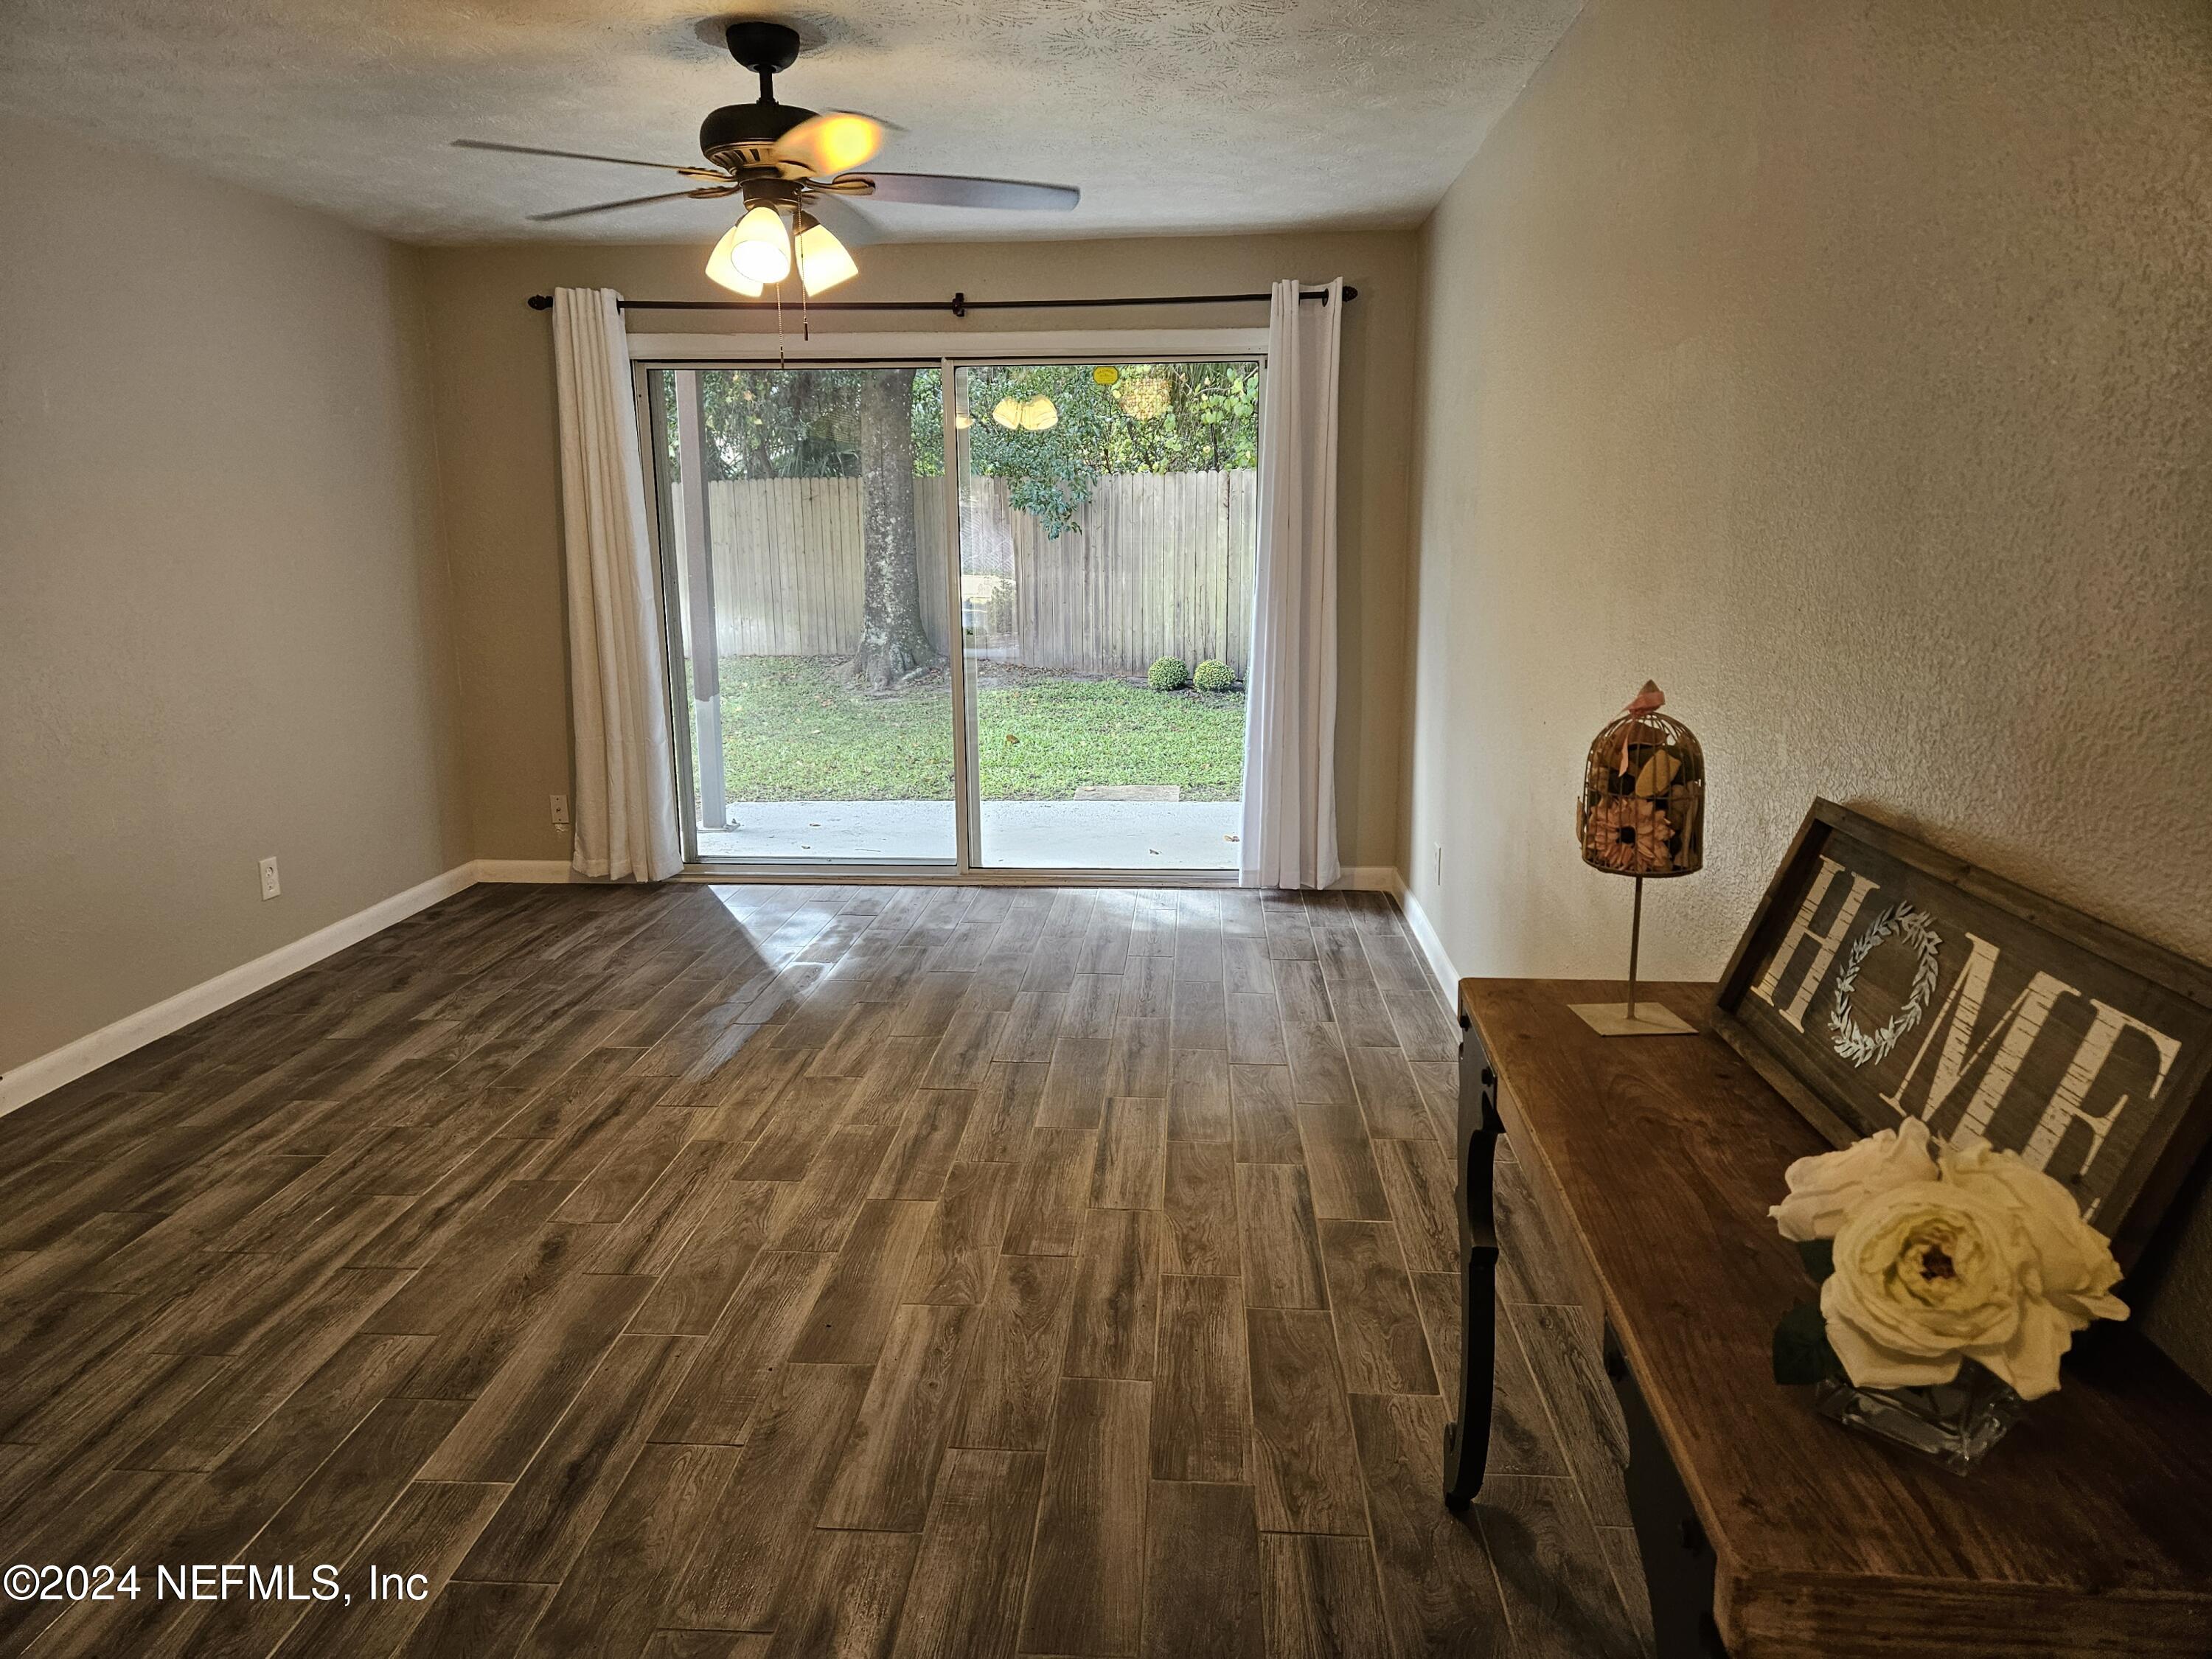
528, 293, 554, 310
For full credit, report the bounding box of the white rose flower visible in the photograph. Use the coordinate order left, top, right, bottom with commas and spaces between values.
1939, 1143, 2128, 1332
1768, 1116, 1938, 1242
1819, 1180, 2059, 1394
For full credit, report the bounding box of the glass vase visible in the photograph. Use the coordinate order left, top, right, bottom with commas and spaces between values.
1812, 1363, 2023, 1473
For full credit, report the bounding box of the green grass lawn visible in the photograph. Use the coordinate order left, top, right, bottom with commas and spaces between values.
709, 655, 1245, 801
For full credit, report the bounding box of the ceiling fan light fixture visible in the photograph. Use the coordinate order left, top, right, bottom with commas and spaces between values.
730, 204, 793, 284
1019, 394, 1059, 432
703, 223, 765, 295
794, 218, 860, 295
992, 397, 1025, 430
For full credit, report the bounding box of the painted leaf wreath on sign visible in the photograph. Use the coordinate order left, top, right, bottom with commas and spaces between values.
1829, 902, 1944, 1067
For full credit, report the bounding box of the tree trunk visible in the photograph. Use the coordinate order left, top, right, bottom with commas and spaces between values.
852, 367, 934, 689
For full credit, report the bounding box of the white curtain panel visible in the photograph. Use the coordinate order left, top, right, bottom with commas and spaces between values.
552, 288, 683, 882
1241, 277, 1344, 889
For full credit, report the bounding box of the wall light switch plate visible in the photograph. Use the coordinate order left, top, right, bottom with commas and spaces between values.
551, 794, 571, 830
259, 857, 282, 901
1433, 843, 1444, 884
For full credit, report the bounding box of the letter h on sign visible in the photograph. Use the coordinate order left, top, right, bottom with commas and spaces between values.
1748, 856, 1877, 1032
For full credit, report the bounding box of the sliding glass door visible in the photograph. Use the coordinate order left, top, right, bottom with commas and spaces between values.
952, 361, 1257, 872
644, 350, 1260, 877
648, 364, 956, 865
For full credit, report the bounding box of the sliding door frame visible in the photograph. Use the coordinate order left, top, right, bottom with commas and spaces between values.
630, 327, 1267, 886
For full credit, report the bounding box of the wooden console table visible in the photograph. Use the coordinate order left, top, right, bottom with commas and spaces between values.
1446, 978, 2212, 1658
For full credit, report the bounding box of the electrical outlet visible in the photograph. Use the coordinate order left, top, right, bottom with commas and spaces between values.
259, 857, 282, 901
550, 793, 571, 830
1433, 842, 1444, 885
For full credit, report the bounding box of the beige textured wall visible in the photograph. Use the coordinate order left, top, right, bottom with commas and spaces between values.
0, 111, 468, 1074
415, 232, 1419, 871
1403, 1, 2212, 1382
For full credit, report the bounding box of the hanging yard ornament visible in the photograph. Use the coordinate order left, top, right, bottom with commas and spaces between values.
1117, 376, 1169, 420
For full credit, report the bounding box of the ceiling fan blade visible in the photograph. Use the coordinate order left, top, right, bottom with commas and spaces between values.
453, 138, 706, 175
798, 193, 882, 249
838, 172, 1080, 212
771, 111, 889, 177
526, 186, 734, 223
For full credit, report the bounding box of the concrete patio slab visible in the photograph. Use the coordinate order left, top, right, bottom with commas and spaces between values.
694, 798, 1241, 871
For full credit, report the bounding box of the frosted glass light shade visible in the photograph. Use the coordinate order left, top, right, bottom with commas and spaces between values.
795, 220, 859, 294
704, 224, 765, 296
730, 205, 792, 285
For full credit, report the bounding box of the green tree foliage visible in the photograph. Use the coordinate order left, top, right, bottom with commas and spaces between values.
953, 362, 1259, 538
667, 361, 1260, 540
663, 367, 944, 481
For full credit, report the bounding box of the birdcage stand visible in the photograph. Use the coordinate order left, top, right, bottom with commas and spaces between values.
1571, 877, 1697, 1037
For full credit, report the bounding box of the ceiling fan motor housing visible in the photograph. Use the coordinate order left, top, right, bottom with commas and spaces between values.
700, 98, 813, 167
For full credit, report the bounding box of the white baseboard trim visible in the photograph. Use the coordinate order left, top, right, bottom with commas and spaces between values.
1391, 876, 1461, 1001
473, 859, 578, 883
1336, 866, 1400, 891
0, 862, 480, 1118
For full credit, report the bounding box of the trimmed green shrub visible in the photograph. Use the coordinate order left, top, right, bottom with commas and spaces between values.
1147, 656, 1192, 692
1193, 660, 1237, 693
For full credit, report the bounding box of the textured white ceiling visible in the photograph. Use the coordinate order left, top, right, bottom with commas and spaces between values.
0, 0, 1579, 243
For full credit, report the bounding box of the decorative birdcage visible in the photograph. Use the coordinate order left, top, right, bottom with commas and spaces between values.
1576, 681, 1704, 879
1568, 681, 1706, 1037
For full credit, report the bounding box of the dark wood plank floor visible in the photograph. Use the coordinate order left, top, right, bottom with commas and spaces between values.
0, 883, 1650, 1658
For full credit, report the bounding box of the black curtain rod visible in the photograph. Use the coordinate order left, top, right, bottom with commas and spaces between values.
524, 287, 1354, 316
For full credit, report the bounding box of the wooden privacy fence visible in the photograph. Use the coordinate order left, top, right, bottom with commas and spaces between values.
669, 469, 1256, 676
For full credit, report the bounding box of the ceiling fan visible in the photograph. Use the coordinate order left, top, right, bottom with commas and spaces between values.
454, 20, 1081, 296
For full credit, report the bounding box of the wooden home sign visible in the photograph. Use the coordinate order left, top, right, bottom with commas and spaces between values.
1713, 801, 2212, 1265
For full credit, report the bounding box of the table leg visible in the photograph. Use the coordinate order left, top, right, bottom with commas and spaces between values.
1611, 1334, 1730, 1655
1444, 1014, 1503, 1511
